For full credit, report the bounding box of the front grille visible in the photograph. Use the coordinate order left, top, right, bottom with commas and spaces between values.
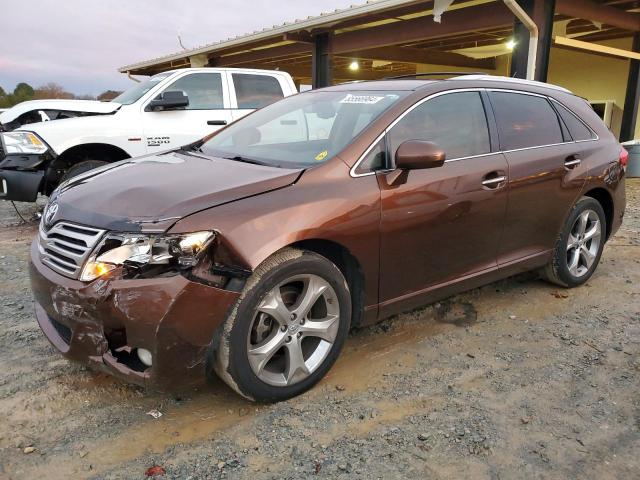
38, 221, 105, 278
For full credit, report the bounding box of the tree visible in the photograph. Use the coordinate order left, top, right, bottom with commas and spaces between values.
34, 82, 74, 100
12, 82, 35, 103
0, 86, 8, 108
97, 90, 122, 101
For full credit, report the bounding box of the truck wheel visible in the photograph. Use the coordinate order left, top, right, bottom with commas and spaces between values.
61, 160, 109, 182
211, 248, 351, 402
541, 196, 606, 288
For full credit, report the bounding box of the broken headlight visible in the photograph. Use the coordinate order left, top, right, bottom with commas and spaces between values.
80, 231, 214, 282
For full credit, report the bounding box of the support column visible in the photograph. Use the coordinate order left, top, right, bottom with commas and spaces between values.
312, 33, 332, 89
509, 0, 555, 81
533, 0, 555, 82
621, 33, 640, 142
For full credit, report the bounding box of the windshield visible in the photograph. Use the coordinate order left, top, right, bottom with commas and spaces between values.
111, 72, 173, 105
200, 90, 408, 168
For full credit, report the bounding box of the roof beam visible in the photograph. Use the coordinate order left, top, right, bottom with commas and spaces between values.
338, 45, 496, 69
283, 32, 314, 44
554, 35, 640, 60
279, 65, 396, 81
215, 43, 311, 67
556, 0, 640, 32
332, 3, 514, 53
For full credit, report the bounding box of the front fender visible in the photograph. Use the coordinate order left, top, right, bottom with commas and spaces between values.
168, 160, 382, 308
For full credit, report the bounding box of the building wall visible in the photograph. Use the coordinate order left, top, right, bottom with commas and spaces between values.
547, 37, 638, 140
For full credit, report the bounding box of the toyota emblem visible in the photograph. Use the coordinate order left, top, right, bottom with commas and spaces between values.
44, 202, 59, 227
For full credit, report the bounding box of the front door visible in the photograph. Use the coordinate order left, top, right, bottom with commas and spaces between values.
141, 71, 233, 153
378, 90, 508, 312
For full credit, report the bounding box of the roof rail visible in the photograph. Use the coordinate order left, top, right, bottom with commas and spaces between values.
451, 74, 572, 93
383, 72, 487, 80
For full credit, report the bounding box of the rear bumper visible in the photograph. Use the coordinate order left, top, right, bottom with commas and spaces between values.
29, 239, 240, 390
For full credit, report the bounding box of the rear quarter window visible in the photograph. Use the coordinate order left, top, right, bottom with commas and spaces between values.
232, 74, 284, 109
551, 100, 596, 141
490, 91, 563, 150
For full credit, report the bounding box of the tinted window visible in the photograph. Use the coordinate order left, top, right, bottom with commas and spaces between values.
490, 92, 563, 150
354, 138, 386, 175
164, 73, 224, 109
388, 91, 490, 161
552, 100, 595, 141
233, 74, 284, 109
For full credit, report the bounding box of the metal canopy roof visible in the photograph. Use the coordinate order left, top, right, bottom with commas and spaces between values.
119, 0, 425, 73
119, 0, 640, 79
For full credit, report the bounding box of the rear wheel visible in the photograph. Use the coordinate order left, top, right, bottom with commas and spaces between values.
61, 160, 109, 182
542, 196, 606, 287
212, 248, 351, 402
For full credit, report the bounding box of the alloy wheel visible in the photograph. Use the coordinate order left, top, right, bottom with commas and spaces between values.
246, 274, 340, 386
566, 209, 601, 278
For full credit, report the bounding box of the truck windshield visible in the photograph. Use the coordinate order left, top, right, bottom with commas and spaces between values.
111, 72, 172, 105
200, 90, 408, 168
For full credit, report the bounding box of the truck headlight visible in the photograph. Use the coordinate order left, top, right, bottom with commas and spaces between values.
80, 231, 215, 282
2, 131, 49, 154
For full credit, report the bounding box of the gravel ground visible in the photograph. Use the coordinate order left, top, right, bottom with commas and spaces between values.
0, 182, 639, 480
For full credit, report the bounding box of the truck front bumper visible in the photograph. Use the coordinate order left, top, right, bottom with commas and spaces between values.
0, 151, 50, 202
0, 168, 44, 201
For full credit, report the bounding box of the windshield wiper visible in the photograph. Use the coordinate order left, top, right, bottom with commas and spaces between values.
223, 155, 270, 166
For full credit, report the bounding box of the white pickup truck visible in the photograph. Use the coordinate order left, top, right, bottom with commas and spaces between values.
0, 68, 297, 202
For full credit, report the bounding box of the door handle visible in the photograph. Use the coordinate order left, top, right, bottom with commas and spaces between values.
564, 155, 581, 169
481, 174, 507, 188
207, 120, 227, 126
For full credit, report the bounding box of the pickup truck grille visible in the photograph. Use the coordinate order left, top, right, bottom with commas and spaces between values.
38, 222, 105, 279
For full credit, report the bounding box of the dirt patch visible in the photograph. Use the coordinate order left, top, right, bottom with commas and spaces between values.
0, 183, 639, 479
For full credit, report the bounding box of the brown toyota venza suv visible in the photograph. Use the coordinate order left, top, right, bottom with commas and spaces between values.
29, 75, 626, 402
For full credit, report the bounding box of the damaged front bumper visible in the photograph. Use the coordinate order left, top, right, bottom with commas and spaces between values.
28, 239, 240, 389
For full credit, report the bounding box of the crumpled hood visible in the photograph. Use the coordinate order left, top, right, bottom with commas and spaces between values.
49, 150, 302, 232
0, 99, 119, 124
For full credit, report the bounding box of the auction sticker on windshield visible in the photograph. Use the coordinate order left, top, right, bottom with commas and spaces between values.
340, 94, 385, 104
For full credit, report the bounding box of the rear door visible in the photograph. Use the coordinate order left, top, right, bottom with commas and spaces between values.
228, 72, 287, 122
488, 90, 587, 265
141, 71, 232, 152
378, 90, 508, 310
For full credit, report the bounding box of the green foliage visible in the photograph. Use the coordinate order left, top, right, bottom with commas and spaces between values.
14, 82, 35, 99
0, 82, 36, 108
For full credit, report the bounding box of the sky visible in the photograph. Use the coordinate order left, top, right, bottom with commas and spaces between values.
0, 0, 357, 97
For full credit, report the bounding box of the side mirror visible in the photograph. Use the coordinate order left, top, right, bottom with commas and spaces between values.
395, 140, 445, 170
147, 91, 189, 111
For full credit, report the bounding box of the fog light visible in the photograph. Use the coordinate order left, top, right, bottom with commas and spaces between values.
137, 348, 153, 367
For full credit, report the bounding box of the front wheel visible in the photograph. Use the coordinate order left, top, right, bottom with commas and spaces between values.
212, 248, 351, 402
542, 196, 606, 287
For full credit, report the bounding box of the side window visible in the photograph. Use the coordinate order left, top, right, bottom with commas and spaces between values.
388, 91, 490, 161
354, 138, 386, 175
490, 92, 563, 150
164, 73, 224, 110
552, 100, 595, 142
232, 74, 284, 109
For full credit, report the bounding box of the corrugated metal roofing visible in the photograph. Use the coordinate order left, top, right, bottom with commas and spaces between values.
118, 0, 423, 72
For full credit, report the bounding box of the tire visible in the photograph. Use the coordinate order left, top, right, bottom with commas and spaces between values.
61, 160, 109, 183
541, 196, 606, 288
211, 248, 352, 402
